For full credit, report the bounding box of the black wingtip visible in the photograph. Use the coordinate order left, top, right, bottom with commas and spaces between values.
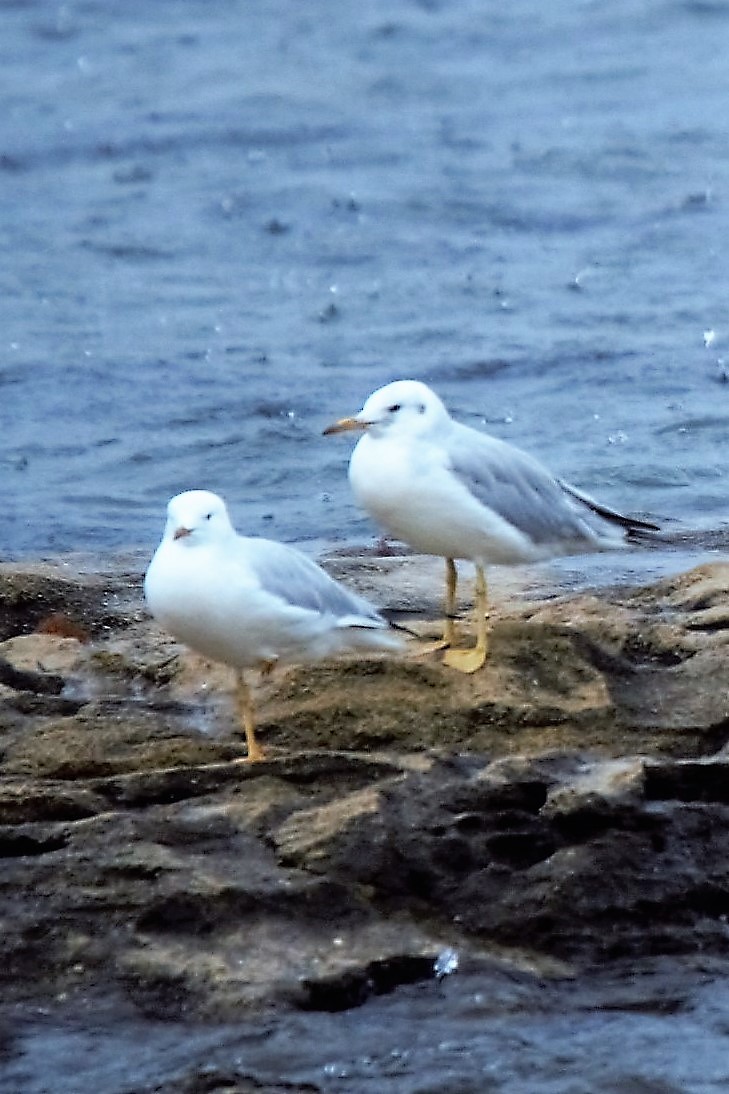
559, 480, 661, 535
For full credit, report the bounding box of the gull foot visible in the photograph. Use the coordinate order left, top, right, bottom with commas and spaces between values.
442, 646, 487, 673
243, 744, 267, 763
410, 638, 451, 657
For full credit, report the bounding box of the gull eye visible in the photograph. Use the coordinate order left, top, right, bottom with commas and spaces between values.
387, 403, 402, 413
205, 512, 213, 521
418, 403, 425, 414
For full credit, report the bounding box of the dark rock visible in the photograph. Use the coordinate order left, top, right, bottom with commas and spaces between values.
0, 656, 64, 694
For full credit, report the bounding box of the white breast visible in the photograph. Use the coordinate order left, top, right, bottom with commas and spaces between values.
348, 433, 537, 564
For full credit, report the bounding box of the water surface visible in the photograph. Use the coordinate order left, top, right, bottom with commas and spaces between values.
3, 0, 729, 574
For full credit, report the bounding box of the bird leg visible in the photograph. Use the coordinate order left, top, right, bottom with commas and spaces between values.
413, 557, 458, 655
443, 565, 489, 673
443, 556, 457, 647
234, 670, 266, 762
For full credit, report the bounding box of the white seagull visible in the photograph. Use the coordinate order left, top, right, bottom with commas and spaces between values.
324, 379, 658, 673
144, 490, 402, 761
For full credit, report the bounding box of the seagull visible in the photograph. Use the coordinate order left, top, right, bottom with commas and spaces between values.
144, 490, 402, 761
324, 379, 658, 672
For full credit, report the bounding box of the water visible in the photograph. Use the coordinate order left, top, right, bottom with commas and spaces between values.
4, 961, 729, 1093
3, 0, 729, 565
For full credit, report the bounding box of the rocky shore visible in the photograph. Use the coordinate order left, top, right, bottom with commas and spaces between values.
2, 550, 729, 1091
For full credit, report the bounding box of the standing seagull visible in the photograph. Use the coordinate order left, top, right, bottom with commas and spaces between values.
144, 490, 402, 761
324, 379, 658, 673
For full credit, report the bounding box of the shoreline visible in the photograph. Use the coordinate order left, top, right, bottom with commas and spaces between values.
1, 552, 729, 1088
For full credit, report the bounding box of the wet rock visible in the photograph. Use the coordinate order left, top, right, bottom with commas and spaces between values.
1, 553, 729, 1036
0, 557, 142, 641
298, 952, 439, 1012
0, 656, 64, 695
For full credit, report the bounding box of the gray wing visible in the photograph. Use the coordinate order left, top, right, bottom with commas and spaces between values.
241, 537, 385, 624
446, 422, 614, 546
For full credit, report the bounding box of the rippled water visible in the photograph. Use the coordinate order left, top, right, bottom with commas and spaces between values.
3, 0, 729, 565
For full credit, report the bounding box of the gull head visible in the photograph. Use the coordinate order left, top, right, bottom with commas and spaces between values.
323, 379, 450, 440
163, 489, 236, 546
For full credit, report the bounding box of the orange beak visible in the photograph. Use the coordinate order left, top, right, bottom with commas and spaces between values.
173, 525, 192, 540
322, 416, 370, 436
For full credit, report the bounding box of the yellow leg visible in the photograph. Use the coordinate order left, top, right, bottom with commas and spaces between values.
443, 557, 457, 647
235, 671, 266, 762
412, 557, 458, 656
443, 565, 489, 673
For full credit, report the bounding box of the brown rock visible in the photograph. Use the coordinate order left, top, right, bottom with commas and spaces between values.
1, 552, 729, 1036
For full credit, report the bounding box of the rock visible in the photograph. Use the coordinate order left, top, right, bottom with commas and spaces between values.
0, 557, 142, 641
0, 656, 65, 696
0, 633, 86, 677
2, 552, 729, 1039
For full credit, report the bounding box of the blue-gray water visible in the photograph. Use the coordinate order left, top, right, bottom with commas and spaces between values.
4, 960, 729, 1093
3, 0, 729, 571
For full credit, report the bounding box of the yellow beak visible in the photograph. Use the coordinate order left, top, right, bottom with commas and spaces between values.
322, 416, 369, 436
